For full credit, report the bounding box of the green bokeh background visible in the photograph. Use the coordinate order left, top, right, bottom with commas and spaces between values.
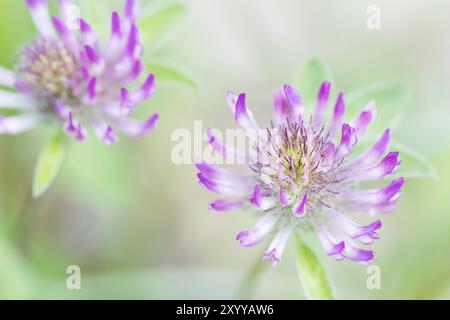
0, 0, 449, 299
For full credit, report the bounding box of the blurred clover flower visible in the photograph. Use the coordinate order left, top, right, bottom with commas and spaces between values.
196, 82, 404, 266
0, 0, 158, 145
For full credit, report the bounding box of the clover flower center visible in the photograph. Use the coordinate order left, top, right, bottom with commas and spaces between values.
256, 120, 335, 215
18, 39, 84, 109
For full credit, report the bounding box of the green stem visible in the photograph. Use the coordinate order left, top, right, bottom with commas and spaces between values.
295, 234, 335, 300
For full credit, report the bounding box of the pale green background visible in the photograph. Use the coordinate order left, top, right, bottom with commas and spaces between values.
0, 0, 449, 299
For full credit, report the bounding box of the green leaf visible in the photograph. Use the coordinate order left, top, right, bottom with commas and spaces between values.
139, 1, 187, 52
391, 140, 437, 179
294, 58, 334, 108
146, 61, 199, 88
346, 82, 408, 134
32, 131, 67, 198
295, 235, 334, 300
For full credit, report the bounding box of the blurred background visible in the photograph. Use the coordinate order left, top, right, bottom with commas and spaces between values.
0, 0, 449, 299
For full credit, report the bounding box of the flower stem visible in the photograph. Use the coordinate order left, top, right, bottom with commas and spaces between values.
295, 234, 335, 300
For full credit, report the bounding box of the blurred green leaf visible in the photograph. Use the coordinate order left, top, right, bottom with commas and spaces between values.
392, 140, 437, 179
0, 232, 35, 299
78, 0, 112, 37
37, 266, 303, 299
294, 58, 334, 108
39, 267, 240, 299
140, 1, 187, 52
346, 82, 408, 135
147, 61, 198, 88
235, 251, 268, 299
0, 1, 34, 67
295, 235, 334, 300
32, 131, 67, 198
62, 138, 136, 209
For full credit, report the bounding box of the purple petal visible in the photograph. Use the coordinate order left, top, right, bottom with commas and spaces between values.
236, 215, 277, 247
102, 126, 118, 146
209, 199, 247, 212
328, 92, 346, 138
353, 102, 376, 137
250, 185, 275, 211
75, 123, 86, 141
51, 16, 69, 36
353, 152, 400, 181
79, 18, 92, 33
352, 129, 390, 168
331, 210, 382, 242
26, 0, 55, 38
115, 113, 159, 138
120, 88, 135, 114
128, 60, 142, 82
279, 187, 289, 206
0, 90, 36, 109
283, 84, 304, 120
0, 114, 41, 135
87, 77, 97, 100
111, 12, 122, 37
381, 177, 405, 201
312, 81, 331, 128
263, 226, 291, 266
335, 124, 356, 160
195, 161, 250, 190
66, 111, 76, 133
340, 177, 405, 205
84, 45, 100, 64
234, 93, 259, 131
283, 84, 302, 108
273, 88, 289, 124
195, 161, 242, 181
0, 66, 16, 87
315, 223, 346, 259
322, 142, 335, 168
342, 244, 375, 262
126, 24, 139, 56
54, 101, 68, 119
206, 128, 247, 164
128, 73, 156, 103
226, 91, 238, 114
293, 192, 308, 217
26, 0, 45, 7
197, 172, 251, 196
124, 0, 138, 20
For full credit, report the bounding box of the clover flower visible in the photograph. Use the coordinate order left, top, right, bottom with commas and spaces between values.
196, 82, 404, 265
0, 0, 158, 145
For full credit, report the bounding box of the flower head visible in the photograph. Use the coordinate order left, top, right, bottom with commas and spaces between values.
196, 82, 404, 265
0, 0, 158, 144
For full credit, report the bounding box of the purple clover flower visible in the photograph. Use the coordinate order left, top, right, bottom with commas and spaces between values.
0, 0, 158, 145
196, 82, 404, 265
